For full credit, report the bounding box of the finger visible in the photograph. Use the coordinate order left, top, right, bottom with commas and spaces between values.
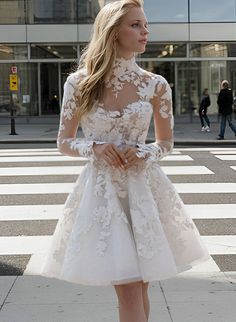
106, 151, 123, 168
110, 146, 126, 166
103, 154, 114, 167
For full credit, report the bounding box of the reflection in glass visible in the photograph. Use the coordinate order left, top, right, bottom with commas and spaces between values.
190, 43, 236, 58
141, 43, 187, 58
28, 0, 77, 24
0, 63, 38, 116
190, 0, 236, 22
0, 45, 28, 60
27, 0, 101, 24
190, 43, 228, 57
0, 0, 25, 24
41, 63, 59, 115
144, 0, 188, 22
31, 44, 78, 59
78, 0, 101, 23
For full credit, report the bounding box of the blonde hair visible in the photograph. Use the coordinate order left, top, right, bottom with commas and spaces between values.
75, 0, 144, 122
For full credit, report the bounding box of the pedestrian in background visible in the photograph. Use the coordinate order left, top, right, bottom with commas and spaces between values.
217, 80, 236, 140
199, 88, 211, 132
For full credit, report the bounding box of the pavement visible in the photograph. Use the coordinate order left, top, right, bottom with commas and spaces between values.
0, 114, 236, 145
0, 269, 235, 322
0, 114, 236, 321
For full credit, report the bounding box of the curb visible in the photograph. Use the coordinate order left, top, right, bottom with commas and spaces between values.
0, 139, 235, 146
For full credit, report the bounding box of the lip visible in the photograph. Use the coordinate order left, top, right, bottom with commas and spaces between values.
138, 39, 148, 44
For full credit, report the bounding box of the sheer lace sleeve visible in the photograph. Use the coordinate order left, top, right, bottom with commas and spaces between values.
57, 72, 107, 160
135, 76, 174, 163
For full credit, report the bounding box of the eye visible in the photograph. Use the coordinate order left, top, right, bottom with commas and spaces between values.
131, 23, 139, 27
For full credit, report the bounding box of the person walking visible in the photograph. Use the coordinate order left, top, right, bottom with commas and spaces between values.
217, 80, 236, 140
27, 1, 211, 321
199, 88, 211, 132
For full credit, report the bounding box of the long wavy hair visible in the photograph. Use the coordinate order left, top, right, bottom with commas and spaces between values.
75, 0, 143, 122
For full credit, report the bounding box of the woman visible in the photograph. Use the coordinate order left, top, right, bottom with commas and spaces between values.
32, 1, 211, 321
199, 88, 211, 132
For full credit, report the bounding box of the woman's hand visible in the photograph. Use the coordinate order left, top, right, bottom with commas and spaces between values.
122, 146, 144, 170
93, 143, 127, 169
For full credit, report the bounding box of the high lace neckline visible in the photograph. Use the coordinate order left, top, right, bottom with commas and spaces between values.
105, 55, 141, 98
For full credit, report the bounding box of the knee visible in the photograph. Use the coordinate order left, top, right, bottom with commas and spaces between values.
114, 281, 143, 305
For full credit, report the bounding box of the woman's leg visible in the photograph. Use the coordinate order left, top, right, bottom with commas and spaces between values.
114, 281, 147, 322
226, 114, 236, 134
141, 281, 150, 320
204, 114, 210, 127
198, 109, 205, 127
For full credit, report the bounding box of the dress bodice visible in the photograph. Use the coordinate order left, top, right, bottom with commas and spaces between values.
57, 55, 174, 164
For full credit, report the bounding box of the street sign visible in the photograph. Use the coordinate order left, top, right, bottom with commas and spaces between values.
9, 74, 18, 91
11, 66, 17, 74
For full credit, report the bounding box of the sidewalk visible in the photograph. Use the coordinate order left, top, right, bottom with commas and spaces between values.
0, 115, 236, 145
0, 265, 235, 321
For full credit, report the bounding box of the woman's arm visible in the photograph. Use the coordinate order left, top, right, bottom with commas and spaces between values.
57, 72, 106, 160
135, 76, 174, 163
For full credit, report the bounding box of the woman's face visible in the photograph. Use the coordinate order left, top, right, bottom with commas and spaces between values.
116, 6, 149, 56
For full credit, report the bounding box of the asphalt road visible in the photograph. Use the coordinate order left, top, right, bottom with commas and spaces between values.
0, 143, 236, 275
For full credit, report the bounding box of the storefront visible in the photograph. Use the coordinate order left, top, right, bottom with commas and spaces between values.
0, 0, 236, 119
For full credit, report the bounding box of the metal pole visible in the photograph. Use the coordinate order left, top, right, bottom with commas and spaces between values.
9, 91, 18, 135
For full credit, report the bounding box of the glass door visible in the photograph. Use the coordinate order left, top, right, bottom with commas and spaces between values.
41, 63, 59, 115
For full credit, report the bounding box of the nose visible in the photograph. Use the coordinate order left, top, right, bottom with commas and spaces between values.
142, 26, 149, 35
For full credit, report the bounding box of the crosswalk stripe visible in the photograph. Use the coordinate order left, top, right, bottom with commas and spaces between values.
0, 151, 61, 156
0, 166, 84, 176
161, 166, 214, 175
0, 205, 64, 220
0, 148, 182, 155
0, 148, 58, 153
1, 182, 235, 195
0, 235, 235, 255
0, 155, 190, 163
214, 155, 236, 160
210, 151, 236, 154
0, 156, 87, 162
174, 183, 236, 193
1, 203, 235, 221
0, 165, 213, 176
161, 155, 193, 161
176, 148, 236, 151
185, 204, 236, 219
0, 147, 235, 275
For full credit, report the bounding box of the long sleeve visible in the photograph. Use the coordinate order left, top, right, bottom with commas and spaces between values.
57, 72, 107, 160
135, 76, 174, 163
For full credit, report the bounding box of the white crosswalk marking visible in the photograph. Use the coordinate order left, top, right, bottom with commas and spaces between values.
215, 155, 236, 160
0, 166, 84, 176
0, 147, 235, 276
0, 235, 235, 256
1, 182, 235, 195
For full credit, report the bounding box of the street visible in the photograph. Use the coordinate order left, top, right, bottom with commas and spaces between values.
0, 144, 236, 322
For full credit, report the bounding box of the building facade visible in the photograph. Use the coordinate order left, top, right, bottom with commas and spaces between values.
0, 0, 236, 120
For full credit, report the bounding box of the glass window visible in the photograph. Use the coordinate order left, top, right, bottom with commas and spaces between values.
27, 0, 101, 24
31, 44, 78, 59
78, 0, 101, 23
0, 0, 26, 24
141, 43, 187, 58
190, 43, 229, 58
144, 0, 188, 22
28, 0, 77, 24
190, 0, 236, 22
0, 44, 28, 60
0, 63, 38, 116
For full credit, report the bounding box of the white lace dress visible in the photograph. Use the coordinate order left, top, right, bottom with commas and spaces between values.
33, 56, 211, 286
